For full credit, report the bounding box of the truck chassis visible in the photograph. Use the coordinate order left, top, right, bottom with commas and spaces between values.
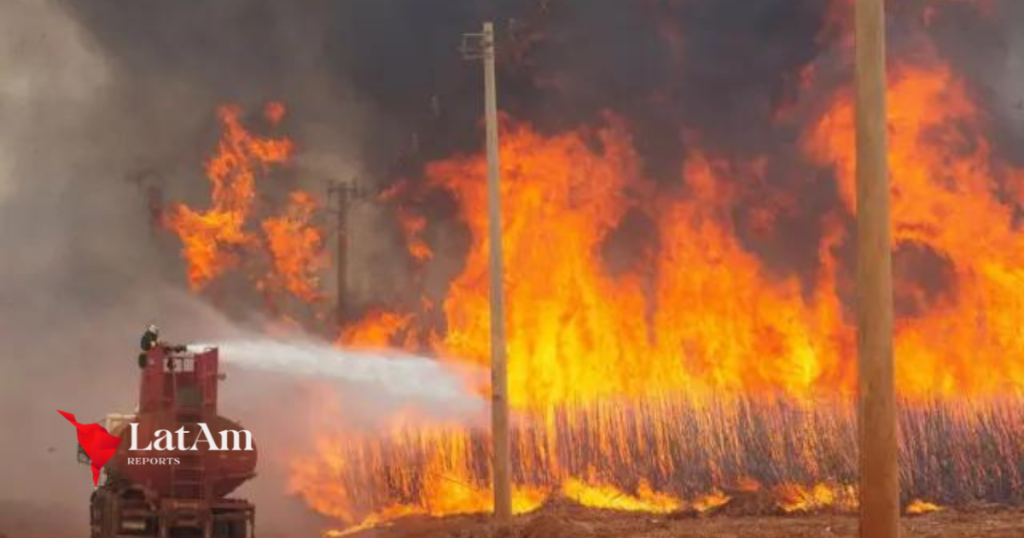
89, 476, 255, 538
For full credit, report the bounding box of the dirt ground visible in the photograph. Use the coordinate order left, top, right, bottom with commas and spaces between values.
345, 502, 1024, 538
4, 500, 1022, 538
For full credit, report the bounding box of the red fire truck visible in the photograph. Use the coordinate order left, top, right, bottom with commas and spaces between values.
80, 345, 257, 538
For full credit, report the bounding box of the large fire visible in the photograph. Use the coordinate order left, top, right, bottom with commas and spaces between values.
166, 103, 327, 313
166, 103, 293, 290
164, 9, 1024, 533
806, 59, 1024, 398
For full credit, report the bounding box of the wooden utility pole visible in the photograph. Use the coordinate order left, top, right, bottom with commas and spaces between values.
855, 0, 899, 537
483, 22, 512, 523
328, 180, 363, 329
461, 21, 512, 522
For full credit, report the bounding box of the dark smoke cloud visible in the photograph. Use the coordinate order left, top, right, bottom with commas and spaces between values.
922, 0, 1024, 168
318, 0, 837, 179
60, 0, 839, 179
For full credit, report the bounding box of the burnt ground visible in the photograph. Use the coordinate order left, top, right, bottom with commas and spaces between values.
342, 502, 1024, 538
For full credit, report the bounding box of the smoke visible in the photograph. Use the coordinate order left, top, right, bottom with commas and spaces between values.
0, 2, 129, 533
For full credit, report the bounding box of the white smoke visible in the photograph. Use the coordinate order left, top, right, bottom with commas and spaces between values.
0, 0, 109, 207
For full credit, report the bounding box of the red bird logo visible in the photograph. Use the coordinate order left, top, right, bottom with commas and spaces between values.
58, 410, 123, 486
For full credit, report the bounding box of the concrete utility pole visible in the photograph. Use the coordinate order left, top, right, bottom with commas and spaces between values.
461, 21, 512, 523
328, 180, 367, 330
855, 0, 899, 537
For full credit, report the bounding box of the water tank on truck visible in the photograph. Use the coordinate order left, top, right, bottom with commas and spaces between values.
80, 345, 258, 538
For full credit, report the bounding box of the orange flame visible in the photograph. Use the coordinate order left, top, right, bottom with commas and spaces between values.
292, 48, 1024, 522
338, 309, 416, 349
260, 191, 327, 302
774, 483, 857, 514
418, 116, 853, 408
290, 53, 1024, 520
167, 103, 331, 312
804, 60, 1024, 399
162, 35, 1024, 531
289, 426, 547, 528
396, 206, 433, 262
906, 499, 943, 515
561, 478, 683, 513
166, 104, 293, 290
295, 49, 1024, 527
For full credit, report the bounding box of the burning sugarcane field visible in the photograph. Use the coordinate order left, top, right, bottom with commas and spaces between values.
2, 0, 1024, 537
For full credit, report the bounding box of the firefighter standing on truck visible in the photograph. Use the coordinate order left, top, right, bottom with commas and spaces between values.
138, 324, 160, 368
141, 324, 161, 351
